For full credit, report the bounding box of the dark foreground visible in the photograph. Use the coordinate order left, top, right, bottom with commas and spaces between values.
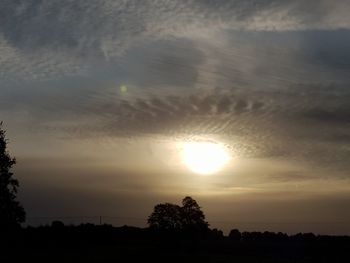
1, 224, 350, 262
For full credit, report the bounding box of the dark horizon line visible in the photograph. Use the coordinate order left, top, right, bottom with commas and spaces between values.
25, 215, 349, 225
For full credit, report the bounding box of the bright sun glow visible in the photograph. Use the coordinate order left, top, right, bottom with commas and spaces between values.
182, 141, 230, 175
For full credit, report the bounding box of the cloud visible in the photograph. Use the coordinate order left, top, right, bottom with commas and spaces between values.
52, 88, 265, 138
1, 1, 349, 173
301, 107, 350, 124
12, 79, 344, 173
2, 1, 350, 228
1, 0, 350, 80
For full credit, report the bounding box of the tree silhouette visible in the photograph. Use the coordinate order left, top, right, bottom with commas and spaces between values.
181, 196, 209, 231
229, 229, 241, 241
147, 203, 182, 230
148, 196, 209, 232
0, 122, 25, 229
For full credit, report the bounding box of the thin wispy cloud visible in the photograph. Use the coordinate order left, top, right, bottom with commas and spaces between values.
1, 0, 350, 80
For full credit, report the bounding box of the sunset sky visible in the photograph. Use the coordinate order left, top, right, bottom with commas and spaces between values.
0, 0, 349, 234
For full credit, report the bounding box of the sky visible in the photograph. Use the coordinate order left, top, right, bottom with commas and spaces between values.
0, 0, 350, 235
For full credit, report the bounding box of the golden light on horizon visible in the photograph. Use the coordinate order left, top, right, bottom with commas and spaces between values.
182, 141, 230, 175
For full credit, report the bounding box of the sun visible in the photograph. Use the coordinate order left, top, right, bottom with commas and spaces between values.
182, 141, 230, 175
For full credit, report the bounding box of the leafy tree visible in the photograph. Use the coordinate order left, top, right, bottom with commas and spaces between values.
0, 122, 25, 228
229, 229, 241, 241
210, 228, 224, 239
181, 196, 209, 231
147, 196, 209, 232
147, 203, 182, 230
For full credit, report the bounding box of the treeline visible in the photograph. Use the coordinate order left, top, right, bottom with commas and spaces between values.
9, 222, 350, 243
